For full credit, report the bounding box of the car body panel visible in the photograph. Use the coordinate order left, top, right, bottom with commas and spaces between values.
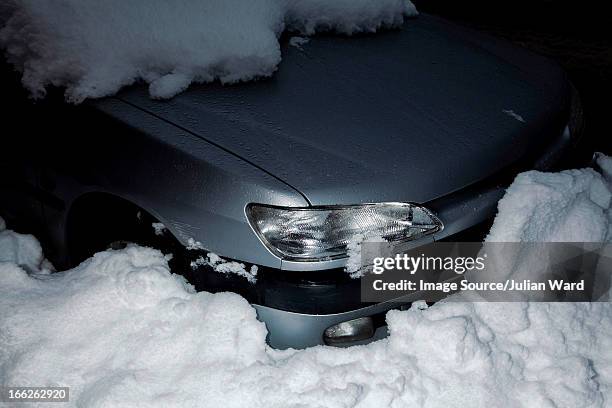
115, 14, 570, 207
20, 99, 309, 269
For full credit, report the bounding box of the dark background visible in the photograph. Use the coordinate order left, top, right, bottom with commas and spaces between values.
414, 0, 612, 158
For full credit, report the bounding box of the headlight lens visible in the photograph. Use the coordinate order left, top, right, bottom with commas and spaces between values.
246, 203, 443, 262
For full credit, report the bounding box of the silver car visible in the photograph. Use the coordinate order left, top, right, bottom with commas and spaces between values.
1, 14, 582, 348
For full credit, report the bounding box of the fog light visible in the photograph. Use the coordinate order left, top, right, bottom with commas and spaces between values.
323, 317, 374, 345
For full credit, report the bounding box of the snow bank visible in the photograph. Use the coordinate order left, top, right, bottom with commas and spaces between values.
475, 154, 612, 298
1, 211, 612, 407
0, 0, 417, 103
1, 158, 612, 407
0, 220, 52, 274
486, 154, 612, 243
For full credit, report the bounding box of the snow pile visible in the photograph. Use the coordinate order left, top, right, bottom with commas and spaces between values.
486, 153, 612, 243
1, 212, 612, 406
475, 154, 612, 298
0, 222, 52, 274
2, 159, 612, 407
0, 0, 417, 103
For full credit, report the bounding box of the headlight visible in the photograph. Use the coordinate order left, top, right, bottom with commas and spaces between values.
246, 202, 443, 262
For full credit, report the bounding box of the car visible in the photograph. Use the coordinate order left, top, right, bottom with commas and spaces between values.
0, 13, 582, 349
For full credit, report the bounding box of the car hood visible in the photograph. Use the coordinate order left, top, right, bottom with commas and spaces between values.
115, 14, 570, 205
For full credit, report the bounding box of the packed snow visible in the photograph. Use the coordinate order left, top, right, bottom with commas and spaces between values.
1, 157, 611, 407
0, 0, 417, 103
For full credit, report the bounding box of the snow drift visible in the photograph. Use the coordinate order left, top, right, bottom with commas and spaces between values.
0, 0, 417, 103
472, 154, 612, 298
1, 157, 612, 407
1, 237, 612, 407
486, 153, 612, 243
0, 220, 53, 274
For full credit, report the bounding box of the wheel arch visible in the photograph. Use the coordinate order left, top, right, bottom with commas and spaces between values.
65, 191, 169, 265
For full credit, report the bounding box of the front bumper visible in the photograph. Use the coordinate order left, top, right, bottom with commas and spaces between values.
182, 179, 531, 349
188, 124, 576, 349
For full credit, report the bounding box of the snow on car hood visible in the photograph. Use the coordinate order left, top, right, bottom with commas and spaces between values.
1, 156, 611, 407
0, 0, 416, 102
115, 15, 572, 205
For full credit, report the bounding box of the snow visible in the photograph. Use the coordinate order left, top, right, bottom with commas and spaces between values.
0, 224, 53, 274
289, 36, 310, 50
151, 222, 167, 236
191, 252, 258, 283
467, 154, 612, 301
186, 237, 258, 282
1, 237, 611, 406
1, 158, 611, 407
476, 153, 612, 300
345, 155, 612, 300
185, 237, 205, 251
486, 153, 612, 243
596, 152, 612, 184
0, 0, 417, 103
345, 233, 387, 278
